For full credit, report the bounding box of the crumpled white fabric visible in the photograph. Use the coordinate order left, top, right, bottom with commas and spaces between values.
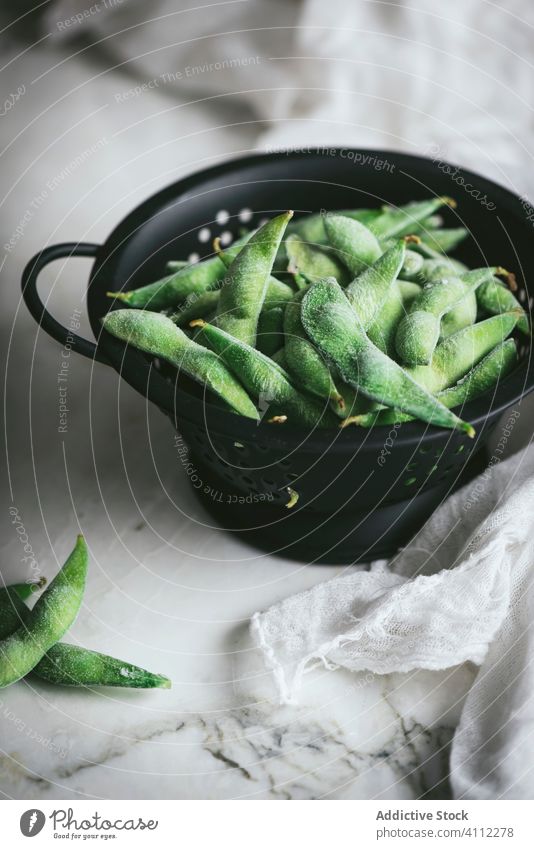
251, 444, 534, 799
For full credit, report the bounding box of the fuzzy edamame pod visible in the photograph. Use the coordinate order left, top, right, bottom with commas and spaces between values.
31, 644, 171, 689
216, 242, 295, 306
0, 590, 170, 689
369, 197, 455, 239
102, 309, 258, 419
399, 249, 424, 280
420, 227, 469, 254
301, 278, 475, 435
350, 340, 517, 427
398, 280, 423, 309
396, 267, 508, 365
440, 292, 478, 338
215, 211, 293, 345
407, 311, 521, 394
415, 255, 469, 283
107, 257, 226, 311
0, 588, 31, 638
345, 240, 406, 328
0, 536, 88, 688
191, 320, 336, 428
257, 306, 284, 357
285, 233, 350, 286
476, 277, 529, 336
366, 281, 406, 356
173, 291, 220, 327
283, 291, 344, 412
324, 214, 382, 276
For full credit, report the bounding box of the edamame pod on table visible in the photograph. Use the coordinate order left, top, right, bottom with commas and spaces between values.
0, 589, 170, 689
407, 311, 521, 394
0, 536, 88, 688
191, 320, 336, 428
3, 578, 46, 601
301, 278, 475, 436
396, 267, 509, 365
345, 240, 406, 328
102, 309, 258, 419
370, 197, 455, 239
476, 277, 529, 336
283, 291, 345, 412
0, 587, 31, 638
31, 644, 171, 689
285, 233, 350, 286
324, 214, 382, 276
350, 339, 518, 427
215, 211, 293, 346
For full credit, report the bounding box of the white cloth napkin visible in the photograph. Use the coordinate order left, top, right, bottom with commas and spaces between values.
251, 439, 534, 799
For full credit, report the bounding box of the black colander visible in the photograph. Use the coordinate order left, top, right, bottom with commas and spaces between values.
22, 150, 533, 564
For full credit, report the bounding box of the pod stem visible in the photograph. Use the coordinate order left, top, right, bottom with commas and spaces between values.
285, 487, 299, 509
106, 291, 130, 302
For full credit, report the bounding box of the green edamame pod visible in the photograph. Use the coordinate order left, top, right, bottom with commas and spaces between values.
477, 277, 529, 336
416, 256, 468, 280
102, 310, 258, 419
286, 214, 328, 245
366, 281, 406, 356
420, 227, 468, 254
370, 198, 455, 239
216, 245, 295, 306
324, 214, 382, 276
396, 267, 508, 365
0, 536, 88, 688
407, 311, 521, 394
192, 320, 336, 428
107, 257, 225, 311
345, 240, 406, 328
301, 278, 475, 435
0, 590, 170, 689
173, 291, 220, 327
32, 644, 171, 689
398, 280, 423, 309
285, 234, 350, 286
283, 292, 344, 412
0, 588, 30, 638
257, 306, 284, 357
440, 292, 478, 339
215, 211, 293, 345
351, 340, 518, 427
399, 249, 424, 280
3, 578, 46, 601
270, 347, 288, 369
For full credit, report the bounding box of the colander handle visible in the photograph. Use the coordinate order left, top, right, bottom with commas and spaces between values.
21, 242, 109, 365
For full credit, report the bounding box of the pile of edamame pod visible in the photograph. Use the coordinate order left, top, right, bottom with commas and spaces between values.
104, 198, 529, 436
0, 536, 171, 690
